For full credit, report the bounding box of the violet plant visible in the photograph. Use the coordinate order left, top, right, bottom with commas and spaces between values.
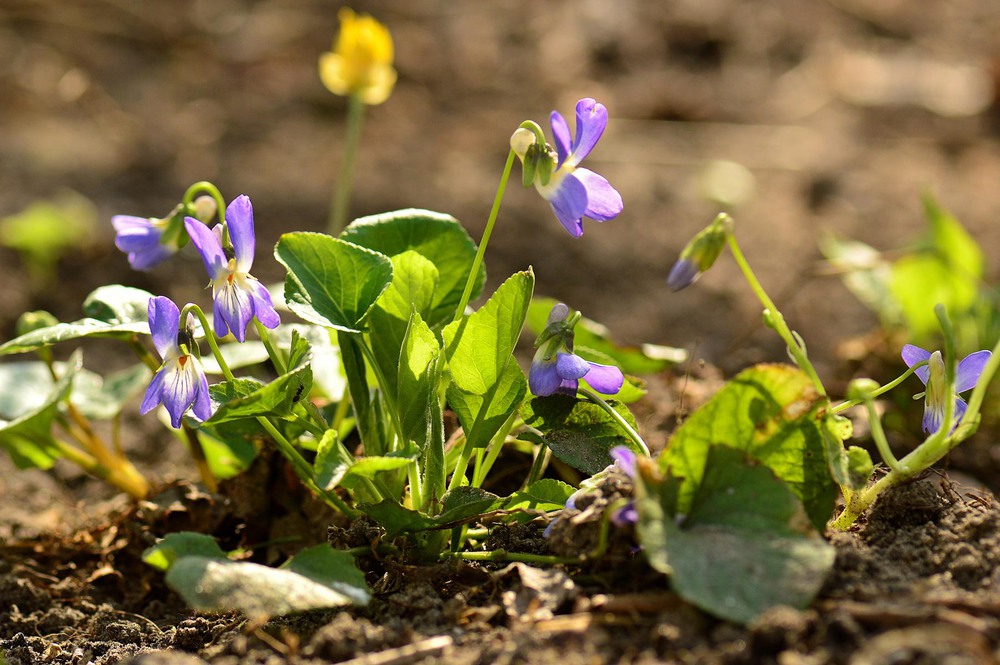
0, 95, 663, 574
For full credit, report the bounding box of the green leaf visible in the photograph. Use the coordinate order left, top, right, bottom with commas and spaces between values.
0, 285, 155, 355
660, 364, 835, 531
141, 532, 228, 571
447, 361, 526, 449
397, 313, 446, 503
275, 232, 393, 334
205, 359, 312, 424
358, 499, 435, 538
71, 363, 151, 420
637, 446, 835, 625
0, 351, 82, 468
821, 413, 871, 492
340, 209, 484, 331
522, 395, 644, 475
195, 424, 259, 480
443, 271, 533, 394
438, 486, 504, 524
82, 285, 156, 324
366, 251, 440, 395
889, 194, 983, 340
526, 297, 686, 374
505, 479, 576, 511
818, 233, 901, 328
145, 535, 370, 619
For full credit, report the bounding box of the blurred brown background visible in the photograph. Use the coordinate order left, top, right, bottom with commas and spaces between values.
3, 0, 1000, 378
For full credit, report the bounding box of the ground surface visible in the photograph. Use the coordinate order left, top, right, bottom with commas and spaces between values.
3, 1, 1000, 663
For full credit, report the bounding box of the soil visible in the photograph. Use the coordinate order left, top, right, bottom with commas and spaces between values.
3, 1, 1000, 663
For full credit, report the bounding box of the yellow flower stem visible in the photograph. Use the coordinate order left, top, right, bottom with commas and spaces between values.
453, 149, 517, 322
726, 235, 828, 399
328, 92, 366, 235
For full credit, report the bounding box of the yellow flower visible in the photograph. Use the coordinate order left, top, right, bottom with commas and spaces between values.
319, 8, 397, 105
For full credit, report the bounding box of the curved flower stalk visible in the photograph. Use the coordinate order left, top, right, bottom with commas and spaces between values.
141, 296, 213, 428
901, 344, 991, 434
511, 98, 623, 237
529, 302, 624, 397
319, 7, 397, 106
184, 195, 280, 343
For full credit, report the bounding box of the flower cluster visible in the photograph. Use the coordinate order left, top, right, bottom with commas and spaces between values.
114, 193, 279, 427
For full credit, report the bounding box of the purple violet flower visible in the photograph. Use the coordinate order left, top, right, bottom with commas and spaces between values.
515, 98, 623, 237
184, 195, 280, 342
901, 344, 991, 434
528, 303, 623, 397
140, 296, 213, 428
112, 215, 178, 270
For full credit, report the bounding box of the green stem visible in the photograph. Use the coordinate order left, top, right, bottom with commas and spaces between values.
182, 181, 227, 225
182, 423, 218, 492
449, 442, 475, 491
831, 362, 927, 414
254, 319, 286, 375
352, 333, 404, 447
453, 149, 517, 322
256, 416, 357, 518
864, 398, 899, 471
182, 304, 235, 382
727, 235, 827, 398
522, 444, 551, 489
578, 386, 650, 456
328, 92, 365, 235
439, 549, 579, 566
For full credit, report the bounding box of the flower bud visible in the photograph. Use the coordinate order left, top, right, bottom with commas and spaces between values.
510, 127, 535, 160
16, 310, 59, 336
846, 378, 880, 401
666, 213, 734, 291
191, 195, 217, 224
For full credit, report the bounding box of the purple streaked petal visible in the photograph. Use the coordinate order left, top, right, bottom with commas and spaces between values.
161, 361, 199, 428
547, 173, 588, 237
147, 296, 180, 358
190, 367, 213, 422
529, 360, 562, 396
610, 445, 637, 477
555, 352, 591, 380
667, 258, 700, 291
583, 361, 625, 395
902, 344, 932, 385
955, 350, 991, 393
248, 280, 281, 329
574, 168, 622, 221
550, 110, 572, 167
140, 369, 167, 415
185, 217, 228, 279
214, 282, 254, 342
226, 195, 256, 272
922, 401, 942, 434
568, 98, 607, 167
